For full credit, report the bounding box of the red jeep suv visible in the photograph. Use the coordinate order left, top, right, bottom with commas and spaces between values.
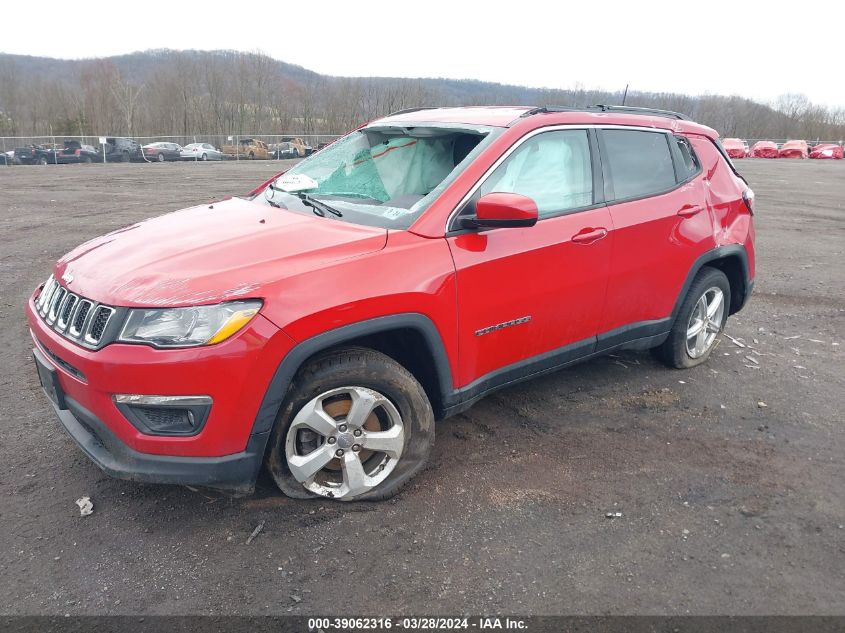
27, 105, 755, 501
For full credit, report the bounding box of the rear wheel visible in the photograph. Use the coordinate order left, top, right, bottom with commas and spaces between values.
653, 267, 730, 368
267, 348, 434, 501
38, 156, 48, 166
248, 151, 255, 160
121, 151, 130, 163
82, 156, 92, 164
156, 153, 165, 162
201, 153, 208, 161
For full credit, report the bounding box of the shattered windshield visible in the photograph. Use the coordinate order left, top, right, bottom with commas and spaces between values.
259, 124, 500, 229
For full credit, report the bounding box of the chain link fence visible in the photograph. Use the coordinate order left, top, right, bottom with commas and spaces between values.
4, 133, 844, 167
0, 133, 341, 165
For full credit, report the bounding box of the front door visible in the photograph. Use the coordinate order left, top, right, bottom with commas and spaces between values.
447, 128, 612, 389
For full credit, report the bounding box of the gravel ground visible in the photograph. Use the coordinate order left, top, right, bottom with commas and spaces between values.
0, 159, 842, 615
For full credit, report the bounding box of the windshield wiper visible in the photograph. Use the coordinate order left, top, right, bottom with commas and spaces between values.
297, 193, 343, 217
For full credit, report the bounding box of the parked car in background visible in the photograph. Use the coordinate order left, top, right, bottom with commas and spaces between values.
750, 141, 779, 158
100, 137, 143, 162
778, 140, 808, 159
809, 143, 844, 159
27, 105, 755, 501
51, 140, 99, 164
180, 142, 223, 161
14, 144, 54, 165
281, 136, 313, 157
722, 138, 749, 158
269, 142, 300, 160
222, 137, 270, 160
142, 142, 183, 162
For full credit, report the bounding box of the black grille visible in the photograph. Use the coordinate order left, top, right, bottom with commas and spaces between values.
49, 288, 66, 321
72, 302, 91, 332
89, 307, 111, 341
60, 294, 77, 323
38, 341, 86, 382
142, 408, 192, 429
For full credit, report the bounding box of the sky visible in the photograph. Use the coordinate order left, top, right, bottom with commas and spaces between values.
3, 0, 844, 108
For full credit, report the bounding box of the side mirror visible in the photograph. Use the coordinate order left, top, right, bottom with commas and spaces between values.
462, 192, 538, 229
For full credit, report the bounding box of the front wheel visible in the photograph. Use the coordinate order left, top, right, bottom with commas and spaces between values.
267, 348, 434, 501
653, 267, 730, 368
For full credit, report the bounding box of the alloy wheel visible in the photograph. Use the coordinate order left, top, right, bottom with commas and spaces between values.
284, 386, 405, 499
685, 286, 725, 358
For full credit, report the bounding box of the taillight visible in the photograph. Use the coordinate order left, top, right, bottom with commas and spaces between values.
742, 188, 754, 215
74, 149, 81, 155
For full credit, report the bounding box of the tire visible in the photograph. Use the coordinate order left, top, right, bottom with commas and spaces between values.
653, 266, 731, 369
248, 152, 255, 160
266, 348, 434, 502
157, 153, 165, 162
38, 156, 48, 166
121, 151, 130, 163
201, 153, 207, 161
83, 156, 92, 164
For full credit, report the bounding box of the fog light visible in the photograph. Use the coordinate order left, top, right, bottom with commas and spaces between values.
113, 394, 212, 436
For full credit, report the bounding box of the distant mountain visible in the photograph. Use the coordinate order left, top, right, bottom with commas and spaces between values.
0, 49, 842, 141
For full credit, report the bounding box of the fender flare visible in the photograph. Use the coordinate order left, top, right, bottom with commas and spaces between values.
670, 244, 752, 321
249, 313, 454, 440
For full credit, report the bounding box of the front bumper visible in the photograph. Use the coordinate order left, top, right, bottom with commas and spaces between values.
27, 291, 296, 491
47, 379, 266, 493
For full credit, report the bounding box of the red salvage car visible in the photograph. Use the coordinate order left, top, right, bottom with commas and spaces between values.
778, 140, 809, 159
809, 143, 844, 159
27, 105, 756, 501
750, 141, 779, 158
722, 138, 749, 158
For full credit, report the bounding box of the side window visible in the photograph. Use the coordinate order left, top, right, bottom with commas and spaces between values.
602, 130, 676, 200
475, 130, 593, 219
674, 136, 700, 180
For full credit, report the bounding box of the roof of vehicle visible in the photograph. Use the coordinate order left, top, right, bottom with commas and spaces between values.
376, 106, 534, 127
374, 105, 716, 137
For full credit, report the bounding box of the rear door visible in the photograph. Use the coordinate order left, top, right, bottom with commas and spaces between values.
596, 128, 712, 348
447, 128, 613, 388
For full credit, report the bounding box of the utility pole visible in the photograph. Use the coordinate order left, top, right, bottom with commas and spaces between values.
622, 84, 629, 106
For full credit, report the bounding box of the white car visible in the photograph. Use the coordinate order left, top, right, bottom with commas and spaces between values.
180, 143, 223, 161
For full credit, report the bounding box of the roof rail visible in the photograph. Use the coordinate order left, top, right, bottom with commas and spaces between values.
592, 104, 690, 120
522, 104, 690, 121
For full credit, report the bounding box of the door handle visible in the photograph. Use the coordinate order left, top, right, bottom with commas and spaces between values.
677, 204, 703, 218
571, 227, 608, 245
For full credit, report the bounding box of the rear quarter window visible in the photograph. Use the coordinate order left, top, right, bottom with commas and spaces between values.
602, 129, 676, 201
674, 136, 701, 180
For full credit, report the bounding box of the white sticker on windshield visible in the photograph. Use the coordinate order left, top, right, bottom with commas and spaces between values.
275, 173, 318, 192
382, 207, 412, 220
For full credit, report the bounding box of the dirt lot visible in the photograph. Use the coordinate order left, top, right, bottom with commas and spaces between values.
0, 159, 843, 616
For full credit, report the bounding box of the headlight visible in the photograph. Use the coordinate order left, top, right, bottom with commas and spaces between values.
118, 300, 262, 348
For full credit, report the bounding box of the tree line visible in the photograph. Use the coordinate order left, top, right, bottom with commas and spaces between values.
1, 49, 844, 142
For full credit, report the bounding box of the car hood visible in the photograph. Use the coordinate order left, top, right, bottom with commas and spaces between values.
54, 197, 387, 307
